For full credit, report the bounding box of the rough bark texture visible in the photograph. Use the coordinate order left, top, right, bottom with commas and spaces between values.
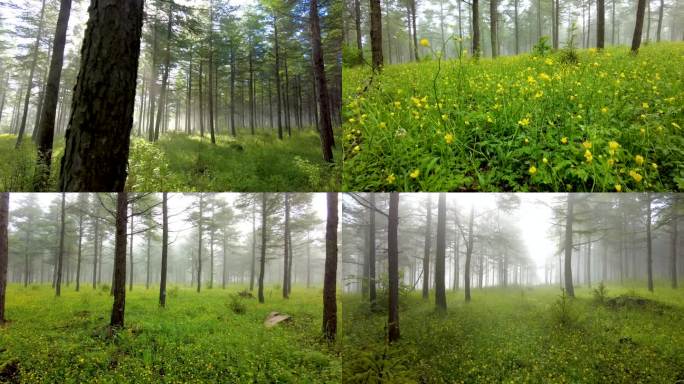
435, 193, 447, 310
197, 194, 204, 293
0, 193, 8, 324
388, 192, 400, 342
465, 206, 474, 302
631, 0, 647, 53
369, 193, 377, 305
111, 192, 128, 328
354, 0, 363, 59
472, 0, 480, 56
283, 193, 291, 299
646, 194, 654, 292
250, 203, 256, 291
34, 0, 73, 190
310, 0, 335, 163
273, 14, 283, 140
369, 0, 384, 70
564, 194, 575, 297
258, 193, 267, 303
490, 0, 498, 57
59, 0, 145, 191
322, 192, 338, 341
159, 192, 168, 307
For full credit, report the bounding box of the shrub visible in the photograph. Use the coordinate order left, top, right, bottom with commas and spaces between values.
532, 36, 552, 56
592, 282, 608, 304
560, 24, 579, 64
551, 289, 578, 328
228, 294, 247, 315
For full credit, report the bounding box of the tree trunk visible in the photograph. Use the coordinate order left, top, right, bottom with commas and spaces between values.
229, 46, 236, 136
410, 0, 419, 61
258, 194, 268, 303
369, 193, 377, 305
322, 192, 338, 341
453, 222, 459, 291
435, 193, 447, 310
208, 0, 216, 144
369, 0, 384, 70
129, 211, 134, 291
0, 193, 8, 324
59, 0, 145, 191
145, 234, 151, 289
15, 0, 47, 149
274, 13, 283, 139
490, 0, 498, 57
283, 193, 290, 299
656, 0, 663, 42
597, 0, 605, 49
197, 194, 203, 293
422, 195, 432, 299
465, 206, 474, 302
354, 0, 363, 60
93, 217, 99, 289
631, 0, 647, 53
310, 0, 335, 163
34, 0, 72, 190
154, 8, 172, 142
514, 0, 520, 54
672, 217, 678, 289
250, 201, 256, 291
388, 192, 400, 342
111, 192, 128, 328
472, 0, 481, 56
160, 192, 168, 307
55, 193, 66, 297
76, 207, 83, 291
586, 236, 592, 288
147, 24, 159, 141
564, 194, 575, 297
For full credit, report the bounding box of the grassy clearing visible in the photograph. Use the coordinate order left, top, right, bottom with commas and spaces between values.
0, 285, 340, 383
343, 43, 684, 191
0, 130, 340, 192
342, 283, 684, 383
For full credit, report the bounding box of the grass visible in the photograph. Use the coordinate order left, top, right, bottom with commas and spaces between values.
342, 283, 684, 383
0, 284, 341, 383
0, 130, 340, 192
342, 42, 684, 191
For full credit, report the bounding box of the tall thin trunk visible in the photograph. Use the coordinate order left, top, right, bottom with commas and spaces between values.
93, 217, 99, 289
465, 206, 474, 302
145, 235, 151, 289
656, 0, 663, 42
388, 192, 400, 342
514, 0, 520, 54
250, 201, 256, 291
354, 0, 363, 60
111, 192, 128, 328
258, 194, 268, 303
422, 195, 432, 299
229, 46, 236, 136
283, 193, 290, 299
129, 212, 134, 291
646, 194, 654, 292
154, 8, 172, 142
369, 193, 377, 305
322, 192, 338, 341
310, 0, 335, 162
55, 193, 66, 297
435, 193, 447, 310
564, 194, 575, 297
160, 192, 168, 307
472, 0, 481, 56
631, 0, 647, 53
410, 0, 419, 61
490, 0, 498, 57
208, 0, 215, 144
671, 217, 678, 289
273, 13, 283, 139
597, 0, 605, 48
369, 0, 384, 69
197, 194, 204, 293
15, 0, 47, 149
76, 209, 83, 291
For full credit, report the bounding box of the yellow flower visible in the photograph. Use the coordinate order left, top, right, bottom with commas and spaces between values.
348, 118, 356, 123
635, 155, 644, 166
441, 114, 449, 121
544, 58, 554, 65
444, 133, 454, 144
529, 166, 537, 175
651, 163, 658, 170
607, 159, 615, 166
584, 149, 593, 163
561, 137, 568, 144
379, 122, 387, 129
629, 170, 643, 183
608, 141, 620, 151
601, 107, 608, 113
394, 101, 401, 108
582, 141, 592, 149
542, 157, 549, 164
642, 102, 649, 109
534, 90, 544, 98
386, 173, 396, 184
538, 72, 551, 81
518, 118, 530, 127
353, 145, 360, 153
410, 169, 420, 179
420, 38, 430, 47
615, 184, 622, 192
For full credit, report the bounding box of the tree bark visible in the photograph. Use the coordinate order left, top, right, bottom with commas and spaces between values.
490, 0, 498, 57
55, 193, 66, 297
631, 0, 647, 53
597, 0, 605, 49
322, 192, 338, 341
111, 192, 128, 328
465, 206, 474, 302
283, 193, 290, 299
369, 0, 384, 70
250, 201, 256, 291
354, 0, 363, 60
646, 193, 654, 292
564, 194, 575, 297
258, 194, 268, 303
435, 193, 447, 310
76, 203, 84, 291
273, 13, 283, 139
388, 192, 400, 342
93, 216, 99, 289
34, 0, 72, 190
310, 0, 335, 163
160, 192, 168, 307
197, 194, 203, 293
369, 193, 377, 305
472, 0, 481, 56
656, 0, 663, 42
59, 0, 145, 191
154, 8, 172, 142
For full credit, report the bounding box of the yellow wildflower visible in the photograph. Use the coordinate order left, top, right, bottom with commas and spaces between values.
582, 141, 592, 149
386, 173, 396, 184
584, 149, 593, 163
379, 122, 387, 129
635, 155, 644, 166
441, 114, 449, 121
539, 72, 551, 81
410, 169, 420, 179
543, 157, 549, 164
420, 38, 430, 47
534, 90, 544, 98
518, 118, 530, 127
608, 141, 619, 151
444, 133, 454, 144
544, 58, 554, 65
561, 137, 568, 144
651, 163, 658, 170
642, 102, 649, 109
629, 170, 643, 183
353, 145, 360, 153
529, 166, 537, 175
601, 107, 608, 113
615, 184, 622, 192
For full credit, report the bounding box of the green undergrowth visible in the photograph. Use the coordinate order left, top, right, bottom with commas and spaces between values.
342, 283, 684, 383
0, 285, 341, 383
0, 130, 340, 192
343, 42, 684, 191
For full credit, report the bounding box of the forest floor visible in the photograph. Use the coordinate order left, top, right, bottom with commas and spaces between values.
343, 42, 684, 192
0, 285, 341, 383
342, 283, 684, 383
0, 130, 340, 192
